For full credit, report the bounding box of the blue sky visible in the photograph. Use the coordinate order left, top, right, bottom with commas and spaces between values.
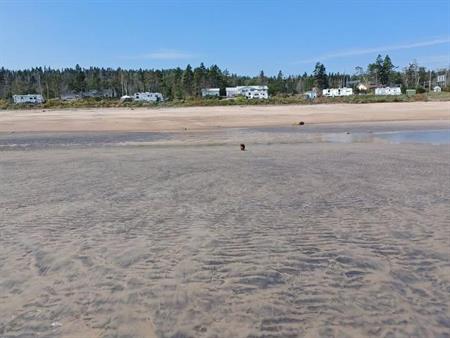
0, 0, 449, 75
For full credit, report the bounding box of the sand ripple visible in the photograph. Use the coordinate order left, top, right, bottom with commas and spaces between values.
1, 142, 449, 337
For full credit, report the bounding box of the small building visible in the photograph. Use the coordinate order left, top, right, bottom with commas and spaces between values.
133, 92, 163, 102
226, 86, 269, 99
201, 88, 220, 97
322, 87, 353, 97
374, 87, 401, 96
433, 86, 442, 93
406, 89, 416, 97
13, 94, 45, 104
437, 74, 447, 87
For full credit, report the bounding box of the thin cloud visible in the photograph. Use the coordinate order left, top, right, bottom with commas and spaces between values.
416, 54, 450, 65
123, 49, 197, 60
295, 37, 450, 64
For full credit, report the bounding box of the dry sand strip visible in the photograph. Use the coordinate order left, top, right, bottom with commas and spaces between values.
0, 101, 449, 132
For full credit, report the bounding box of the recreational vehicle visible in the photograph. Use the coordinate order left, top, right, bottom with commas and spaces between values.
374, 87, 401, 96
322, 88, 353, 97
201, 88, 220, 97
226, 86, 268, 99
13, 94, 44, 104
133, 92, 164, 102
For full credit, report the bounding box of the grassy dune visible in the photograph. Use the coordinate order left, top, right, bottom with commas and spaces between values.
1, 92, 449, 110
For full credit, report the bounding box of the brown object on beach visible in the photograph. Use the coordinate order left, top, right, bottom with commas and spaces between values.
299, 121, 305, 125
240, 144, 245, 151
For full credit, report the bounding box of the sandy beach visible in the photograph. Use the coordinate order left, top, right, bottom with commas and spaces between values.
0, 101, 449, 132
0, 103, 449, 338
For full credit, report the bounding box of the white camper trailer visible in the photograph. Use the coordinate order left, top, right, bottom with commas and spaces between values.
374, 87, 401, 96
201, 88, 220, 97
13, 94, 44, 104
322, 87, 353, 97
133, 92, 164, 102
226, 86, 268, 99
240, 86, 269, 99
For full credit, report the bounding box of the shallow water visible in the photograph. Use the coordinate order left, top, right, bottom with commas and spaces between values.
376, 129, 450, 145
1, 128, 449, 151
253, 127, 450, 145
0, 131, 171, 150
322, 129, 450, 145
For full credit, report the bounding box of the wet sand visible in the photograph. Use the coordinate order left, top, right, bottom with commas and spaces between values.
1, 122, 449, 338
1, 101, 449, 132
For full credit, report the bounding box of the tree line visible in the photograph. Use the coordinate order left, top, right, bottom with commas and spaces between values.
0, 55, 447, 100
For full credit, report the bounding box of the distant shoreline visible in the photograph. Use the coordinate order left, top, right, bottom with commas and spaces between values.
1, 101, 449, 133
2, 92, 450, 111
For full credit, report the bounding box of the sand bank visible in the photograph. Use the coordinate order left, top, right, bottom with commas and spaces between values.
0, 101, 449, 132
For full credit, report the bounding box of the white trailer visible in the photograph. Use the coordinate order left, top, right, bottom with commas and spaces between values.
322, 87, 353, 97
374, 87, 401, 96
201, 88, 220, 97
240, 86, 269, 99
13, 94, 45, 104
225, 87, 240, 97
226, 86, 269, 99
133, 92, 164, 102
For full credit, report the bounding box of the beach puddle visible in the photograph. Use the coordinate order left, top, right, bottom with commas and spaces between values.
1, 128, 448, 150
375, 129, 450, 145
253, 127, 450, 145
0, 132, 172, 150
324, 129, 450, 145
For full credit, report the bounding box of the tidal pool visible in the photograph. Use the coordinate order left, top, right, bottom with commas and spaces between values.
323, 129, 450, 145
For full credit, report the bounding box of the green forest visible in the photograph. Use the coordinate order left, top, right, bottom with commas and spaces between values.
0, 55, 447, 101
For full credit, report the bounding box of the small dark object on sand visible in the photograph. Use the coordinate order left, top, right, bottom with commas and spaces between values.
240, 144, 246, 151
299, 121, 305, 125
346, 132, 350, 135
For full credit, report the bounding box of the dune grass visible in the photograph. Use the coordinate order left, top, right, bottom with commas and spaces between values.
1, 92, 448, 110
